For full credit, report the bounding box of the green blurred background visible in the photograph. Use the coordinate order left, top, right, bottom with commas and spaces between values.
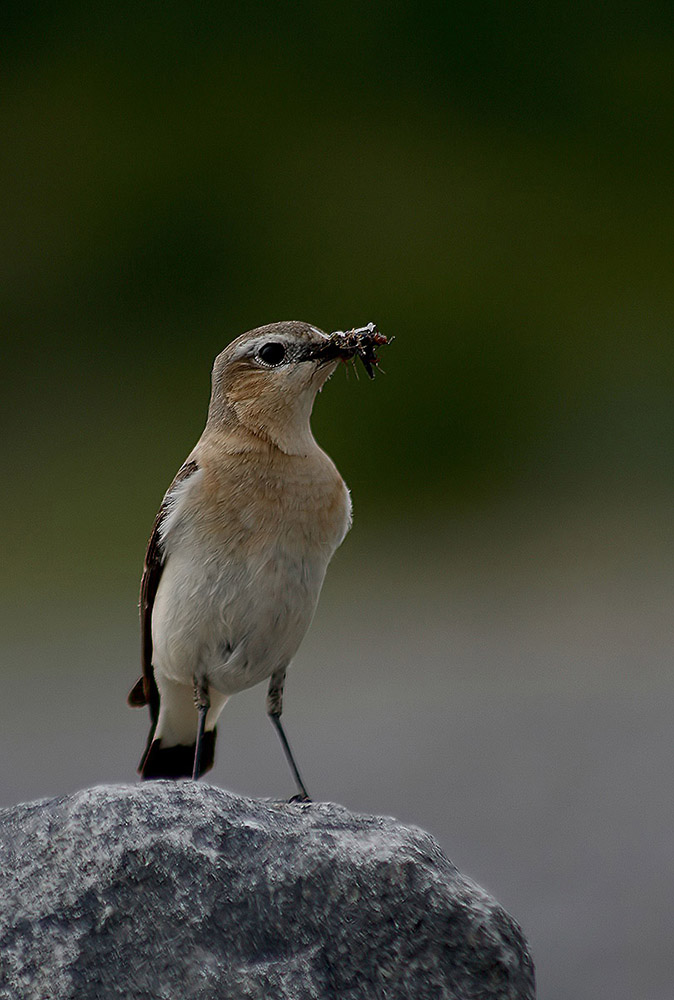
3, 0, 673, 600
2, 4, 674, 999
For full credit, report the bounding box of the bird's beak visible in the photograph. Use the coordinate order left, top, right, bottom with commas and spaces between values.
301, 340, 353, 365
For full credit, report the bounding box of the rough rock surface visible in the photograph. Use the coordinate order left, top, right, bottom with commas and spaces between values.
0, 782, 535, 999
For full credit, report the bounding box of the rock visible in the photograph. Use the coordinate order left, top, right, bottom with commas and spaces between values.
0, 782, 535, 999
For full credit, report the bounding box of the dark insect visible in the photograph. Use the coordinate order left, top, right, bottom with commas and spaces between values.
327, 322, 390, 379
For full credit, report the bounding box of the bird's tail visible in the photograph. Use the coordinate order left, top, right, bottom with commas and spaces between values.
139, 730, 217, 779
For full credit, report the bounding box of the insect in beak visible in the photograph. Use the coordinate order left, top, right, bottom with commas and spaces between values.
308, 323, 390, 379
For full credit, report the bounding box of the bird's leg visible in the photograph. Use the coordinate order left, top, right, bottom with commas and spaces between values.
267, 669, 311, 802
192, 676, 210, 780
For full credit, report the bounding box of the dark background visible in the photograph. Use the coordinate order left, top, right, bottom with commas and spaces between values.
2, 4, 673, 998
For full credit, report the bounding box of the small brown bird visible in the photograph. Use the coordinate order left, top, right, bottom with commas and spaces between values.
128, 320, 387, 796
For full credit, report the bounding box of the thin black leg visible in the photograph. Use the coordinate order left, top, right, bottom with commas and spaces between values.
192, 677, 210, 781
269, 713, 310, 801
267, 669, 311, 801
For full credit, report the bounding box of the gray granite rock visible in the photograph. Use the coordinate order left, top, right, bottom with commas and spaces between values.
0, 782, 535, 999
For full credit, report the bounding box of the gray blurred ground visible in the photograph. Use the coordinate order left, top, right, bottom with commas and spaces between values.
1, 503, 672, 1000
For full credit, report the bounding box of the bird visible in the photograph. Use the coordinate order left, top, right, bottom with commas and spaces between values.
127, 320, 386, 797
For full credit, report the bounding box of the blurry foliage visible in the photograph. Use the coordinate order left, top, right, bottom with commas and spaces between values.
1, 1, 673, 594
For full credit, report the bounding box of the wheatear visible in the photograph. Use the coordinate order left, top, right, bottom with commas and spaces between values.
128, 320, 387, 797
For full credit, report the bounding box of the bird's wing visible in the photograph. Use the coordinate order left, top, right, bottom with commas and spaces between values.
128, 459, 199, 728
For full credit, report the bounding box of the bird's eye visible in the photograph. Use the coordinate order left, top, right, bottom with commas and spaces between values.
257, 342, 287, 367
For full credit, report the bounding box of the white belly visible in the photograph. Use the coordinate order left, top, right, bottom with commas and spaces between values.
151, 538, 329, 696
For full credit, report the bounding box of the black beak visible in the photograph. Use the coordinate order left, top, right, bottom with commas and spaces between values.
301, 340, 354, 364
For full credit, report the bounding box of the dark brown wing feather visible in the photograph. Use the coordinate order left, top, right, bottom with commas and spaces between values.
128, 460, 199, 740
127, 676, 147, 706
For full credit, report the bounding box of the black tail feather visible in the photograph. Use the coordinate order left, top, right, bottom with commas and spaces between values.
140, 729, 216, 779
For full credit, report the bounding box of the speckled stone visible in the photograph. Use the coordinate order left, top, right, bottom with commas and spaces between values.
0, 782, 535, 999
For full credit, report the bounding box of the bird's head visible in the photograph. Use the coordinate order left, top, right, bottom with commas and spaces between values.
207, 320, 385, 454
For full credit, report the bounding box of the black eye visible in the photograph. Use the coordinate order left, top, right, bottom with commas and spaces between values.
257, 342, 287, 366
